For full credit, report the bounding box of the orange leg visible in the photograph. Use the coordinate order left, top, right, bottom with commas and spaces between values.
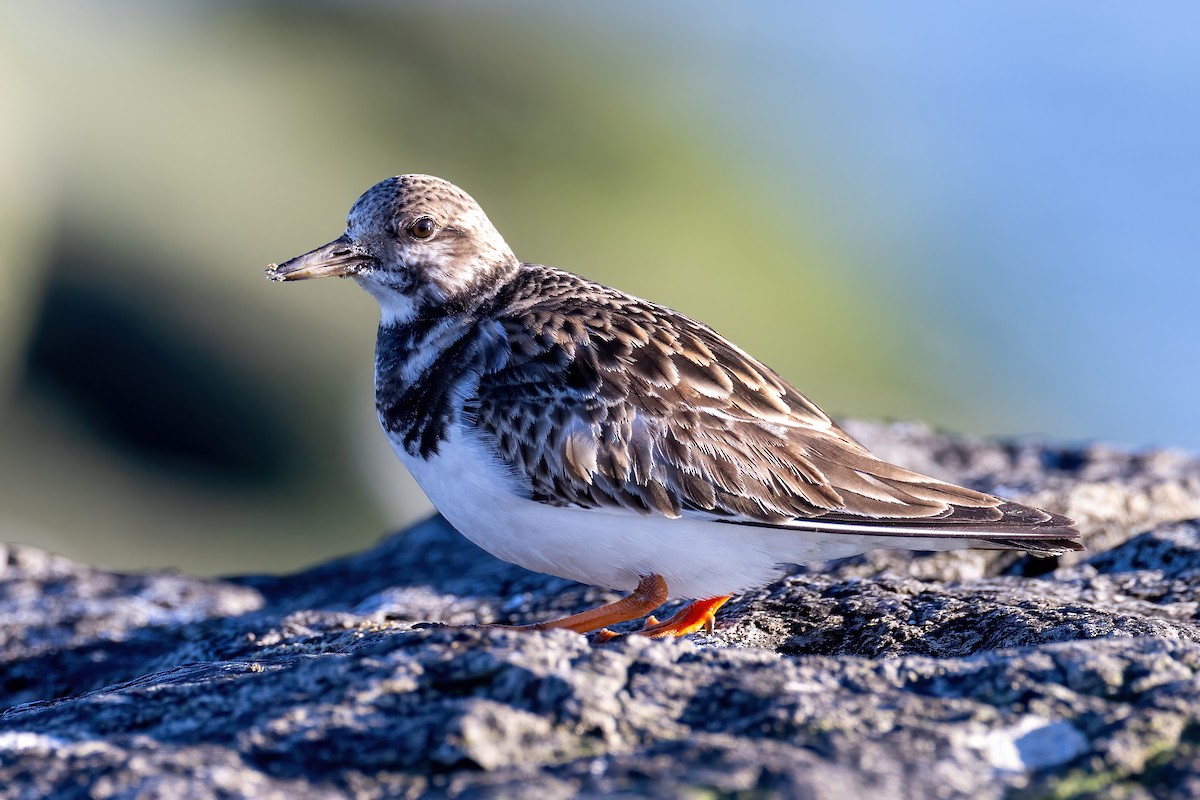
638, 596, 731, 638
510, 574, 669, 635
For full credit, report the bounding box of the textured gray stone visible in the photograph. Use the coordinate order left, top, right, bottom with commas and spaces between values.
2, 421, 1200, 799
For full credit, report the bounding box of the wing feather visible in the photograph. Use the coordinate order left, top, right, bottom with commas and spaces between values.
474, 266, 1081, 555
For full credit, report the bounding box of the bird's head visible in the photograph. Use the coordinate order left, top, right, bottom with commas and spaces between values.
267, 175, 518, 323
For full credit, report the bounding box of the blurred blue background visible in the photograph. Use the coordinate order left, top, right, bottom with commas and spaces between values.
1, 1, 1196, 574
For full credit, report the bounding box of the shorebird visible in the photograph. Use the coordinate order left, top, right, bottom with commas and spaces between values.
267, 174, 1081, 638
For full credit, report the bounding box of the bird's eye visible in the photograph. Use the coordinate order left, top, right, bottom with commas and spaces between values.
408, 217, 437, 240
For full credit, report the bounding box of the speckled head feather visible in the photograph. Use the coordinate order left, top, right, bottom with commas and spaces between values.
343, 175, 520, 319
268, 175, 519, 323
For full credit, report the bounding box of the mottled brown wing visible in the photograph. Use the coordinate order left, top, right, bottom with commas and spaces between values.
473, 266, 1080, 553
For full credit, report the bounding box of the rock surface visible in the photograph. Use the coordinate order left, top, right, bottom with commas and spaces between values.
3, 421, 1200, 799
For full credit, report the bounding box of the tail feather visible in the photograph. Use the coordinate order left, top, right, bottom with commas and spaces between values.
718, 499, 1083, 556
797, 437, 1084, 556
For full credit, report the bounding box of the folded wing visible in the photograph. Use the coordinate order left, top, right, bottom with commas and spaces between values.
473, 266, 1081, 556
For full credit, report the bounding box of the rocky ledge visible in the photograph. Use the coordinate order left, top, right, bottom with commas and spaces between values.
3, 421, 1200, 799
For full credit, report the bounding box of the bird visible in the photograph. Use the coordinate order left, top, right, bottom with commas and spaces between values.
266, 174, 1082, 639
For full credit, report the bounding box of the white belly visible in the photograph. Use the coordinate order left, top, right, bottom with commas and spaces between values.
385, 424, 958, 599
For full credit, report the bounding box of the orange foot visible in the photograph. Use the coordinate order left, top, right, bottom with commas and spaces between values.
499, 574, 730, 641
508, 574, 668, 635
639, 596, 731, 638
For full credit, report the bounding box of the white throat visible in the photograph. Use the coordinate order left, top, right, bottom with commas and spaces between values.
354, 277, 422, 327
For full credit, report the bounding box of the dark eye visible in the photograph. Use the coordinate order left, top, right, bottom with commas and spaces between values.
408, 217, 437, 240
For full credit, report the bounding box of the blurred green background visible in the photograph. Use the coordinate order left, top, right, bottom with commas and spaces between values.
1, 2, 1196, 575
